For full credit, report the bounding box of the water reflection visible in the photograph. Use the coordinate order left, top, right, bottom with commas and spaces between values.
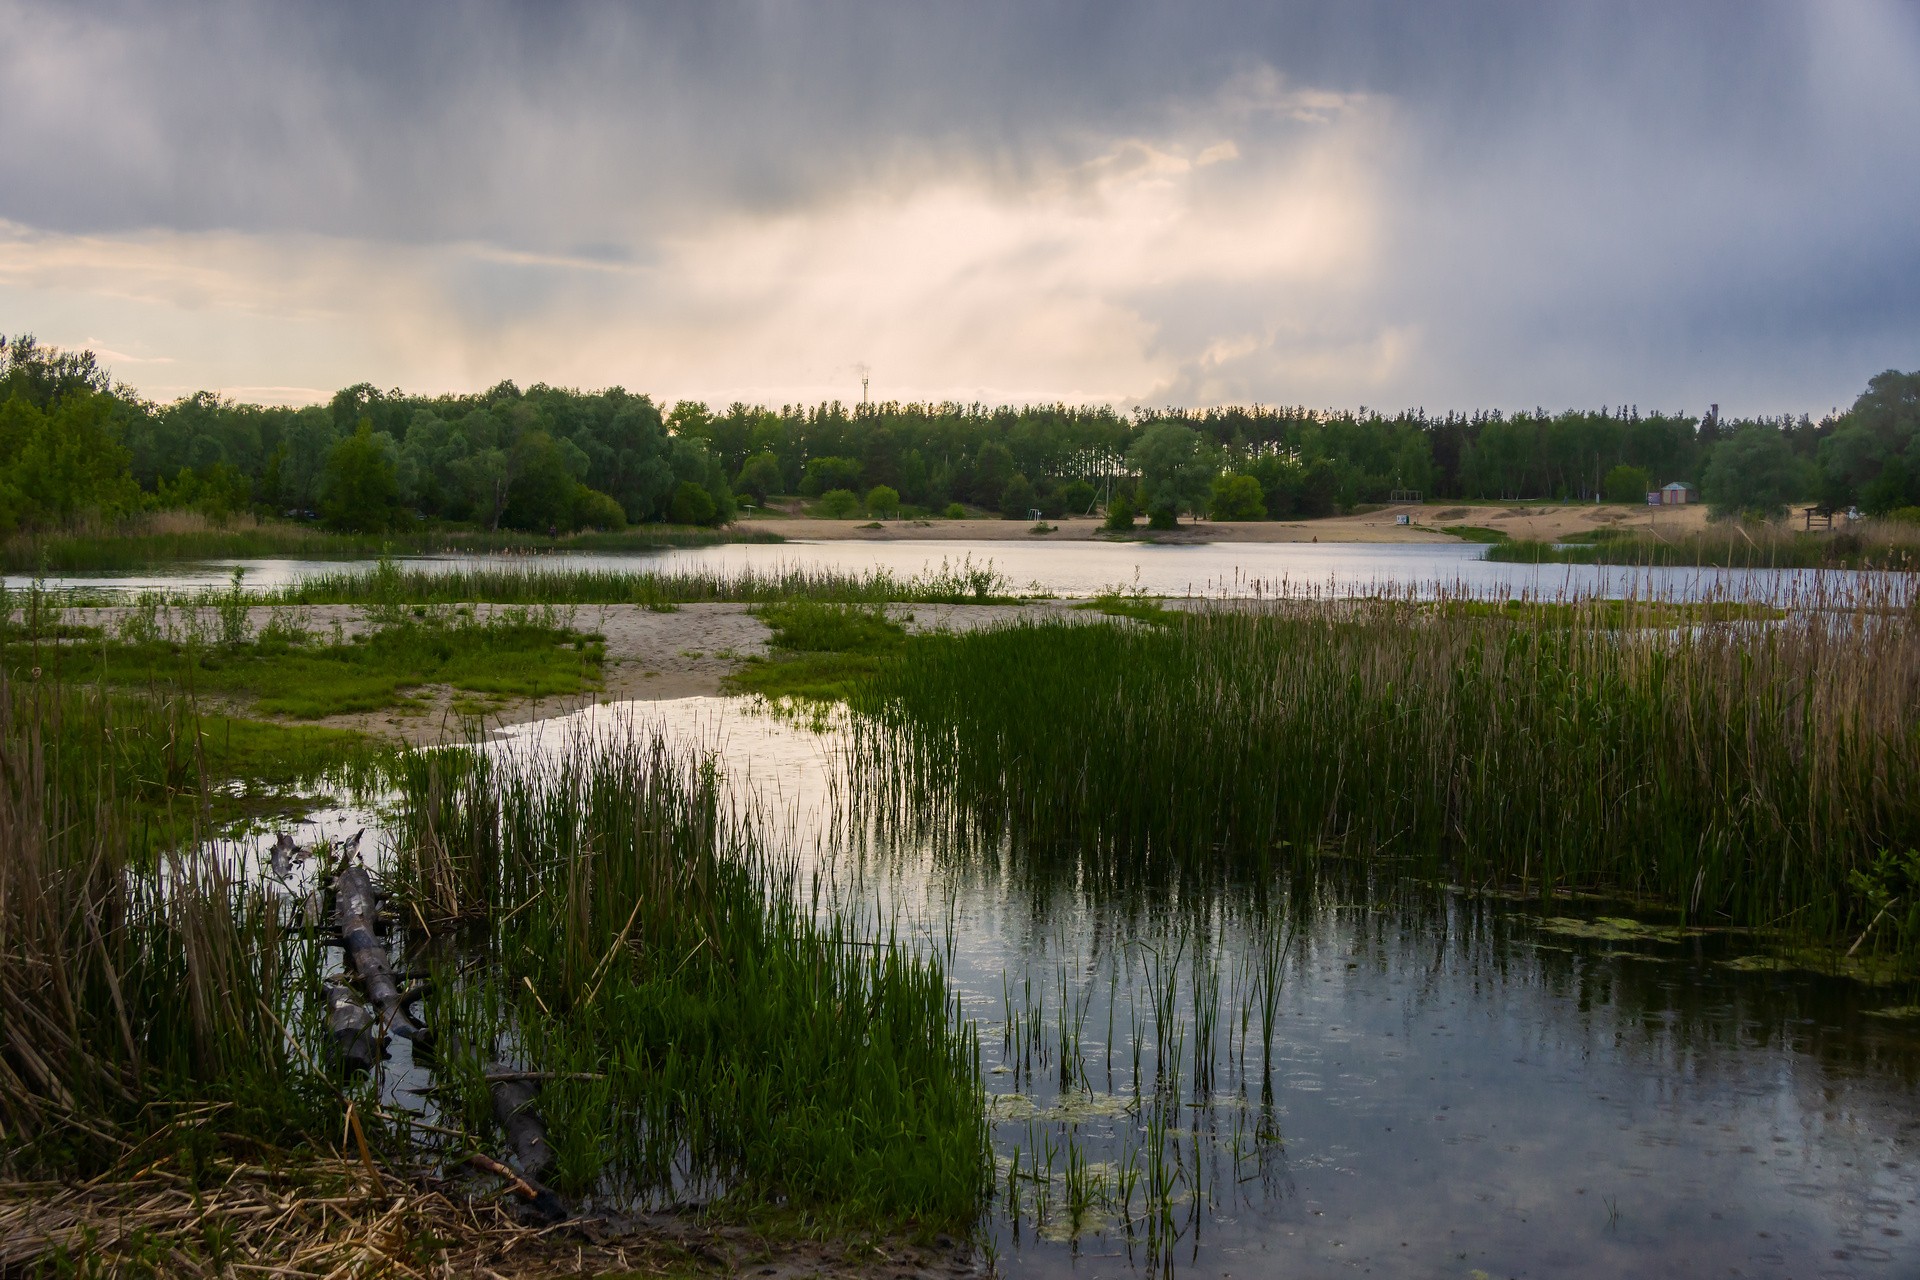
489, 696, 1920, 1277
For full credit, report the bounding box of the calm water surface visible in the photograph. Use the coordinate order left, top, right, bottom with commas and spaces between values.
7, 538, 1890, 602
467, 697, 1920, 1279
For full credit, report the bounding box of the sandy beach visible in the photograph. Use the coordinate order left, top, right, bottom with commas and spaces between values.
735, 501, 1711, 545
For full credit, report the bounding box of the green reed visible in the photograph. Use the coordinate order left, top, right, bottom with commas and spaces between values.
854, 580, 1920, 967
1487, 520, 1920, 570
270, 556, 1014, 608
0, 671, 343, 1174
392, 733, 990, 1230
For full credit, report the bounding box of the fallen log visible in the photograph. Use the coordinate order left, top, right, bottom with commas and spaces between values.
322, 980, 381, 1070
334, 863, 428, 1044
489, 1072, 555, 1182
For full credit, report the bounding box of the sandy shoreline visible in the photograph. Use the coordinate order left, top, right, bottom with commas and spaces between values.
736, 501, 1710, 545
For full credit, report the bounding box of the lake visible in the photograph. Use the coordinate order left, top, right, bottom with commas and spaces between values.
3, 537, 1892, 602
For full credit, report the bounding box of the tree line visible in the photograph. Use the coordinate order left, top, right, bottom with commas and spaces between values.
1, 332, 1914, 534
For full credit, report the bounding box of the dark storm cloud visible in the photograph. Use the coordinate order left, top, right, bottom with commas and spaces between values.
0, 2, 1837, 243
1, 1, 1915, 412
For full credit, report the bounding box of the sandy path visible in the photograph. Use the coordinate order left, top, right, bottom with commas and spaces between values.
736, 501, 1710, 545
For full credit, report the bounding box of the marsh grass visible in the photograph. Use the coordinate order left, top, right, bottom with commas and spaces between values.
1488, 519, 1920, 569
725, 602, 908, 703
394, 734, 989, 1230
272, 557, 1015, 608
0, 671, 346, 1177
854, 581, 1920, 968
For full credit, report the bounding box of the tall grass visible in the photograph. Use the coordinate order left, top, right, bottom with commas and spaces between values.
0, 672, 335, 1172
1487, 519, 1920, 569
393, 731, 989, 1228
853, 581, 1920, 967
1, 511, 779, 572
274, 556, 1014, 607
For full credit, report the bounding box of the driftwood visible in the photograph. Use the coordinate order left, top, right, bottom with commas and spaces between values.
321, 981, 381, 1070
269, 831, 301, 879
334, 863, 428, 1044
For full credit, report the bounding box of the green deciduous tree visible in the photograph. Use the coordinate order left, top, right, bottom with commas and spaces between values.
319, 422, 402, 532
815, 488, 859, 518
999, 474, 1035, 520
735, 451, 784, 505
1127, 424, 1217, 519
0, 389, 141, 531
1603, 464, 1652, 504
1702, 423, 1804, 521
1208, 473, 1267, 521
668, 480, 718, 525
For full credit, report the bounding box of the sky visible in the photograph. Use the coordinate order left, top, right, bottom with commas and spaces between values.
2, 1, 1916, 417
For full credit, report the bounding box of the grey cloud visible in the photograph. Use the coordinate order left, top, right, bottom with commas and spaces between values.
1, 1, 1915, 413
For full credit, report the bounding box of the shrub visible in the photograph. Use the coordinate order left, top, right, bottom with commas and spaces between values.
800, 456, 863, 497
1058, 478, 1097, 516
1147, 501, 1178, 530
1104, 494, 1136, 531
865, 485, 901, 518
668, 480, 718, 526
942, 502, 968, 520
572, 486, 627, 531
815, 489, 860, 518
1208, 473, 1267, 521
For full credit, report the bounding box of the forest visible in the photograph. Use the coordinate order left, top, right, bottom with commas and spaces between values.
1, 333, 1916, 534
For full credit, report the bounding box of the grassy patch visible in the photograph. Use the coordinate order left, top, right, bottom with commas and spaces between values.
1072, 592, 1178, 625
1440, 524, 1511, 543
15, 616, 603, 719
725, 602, 906, 703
